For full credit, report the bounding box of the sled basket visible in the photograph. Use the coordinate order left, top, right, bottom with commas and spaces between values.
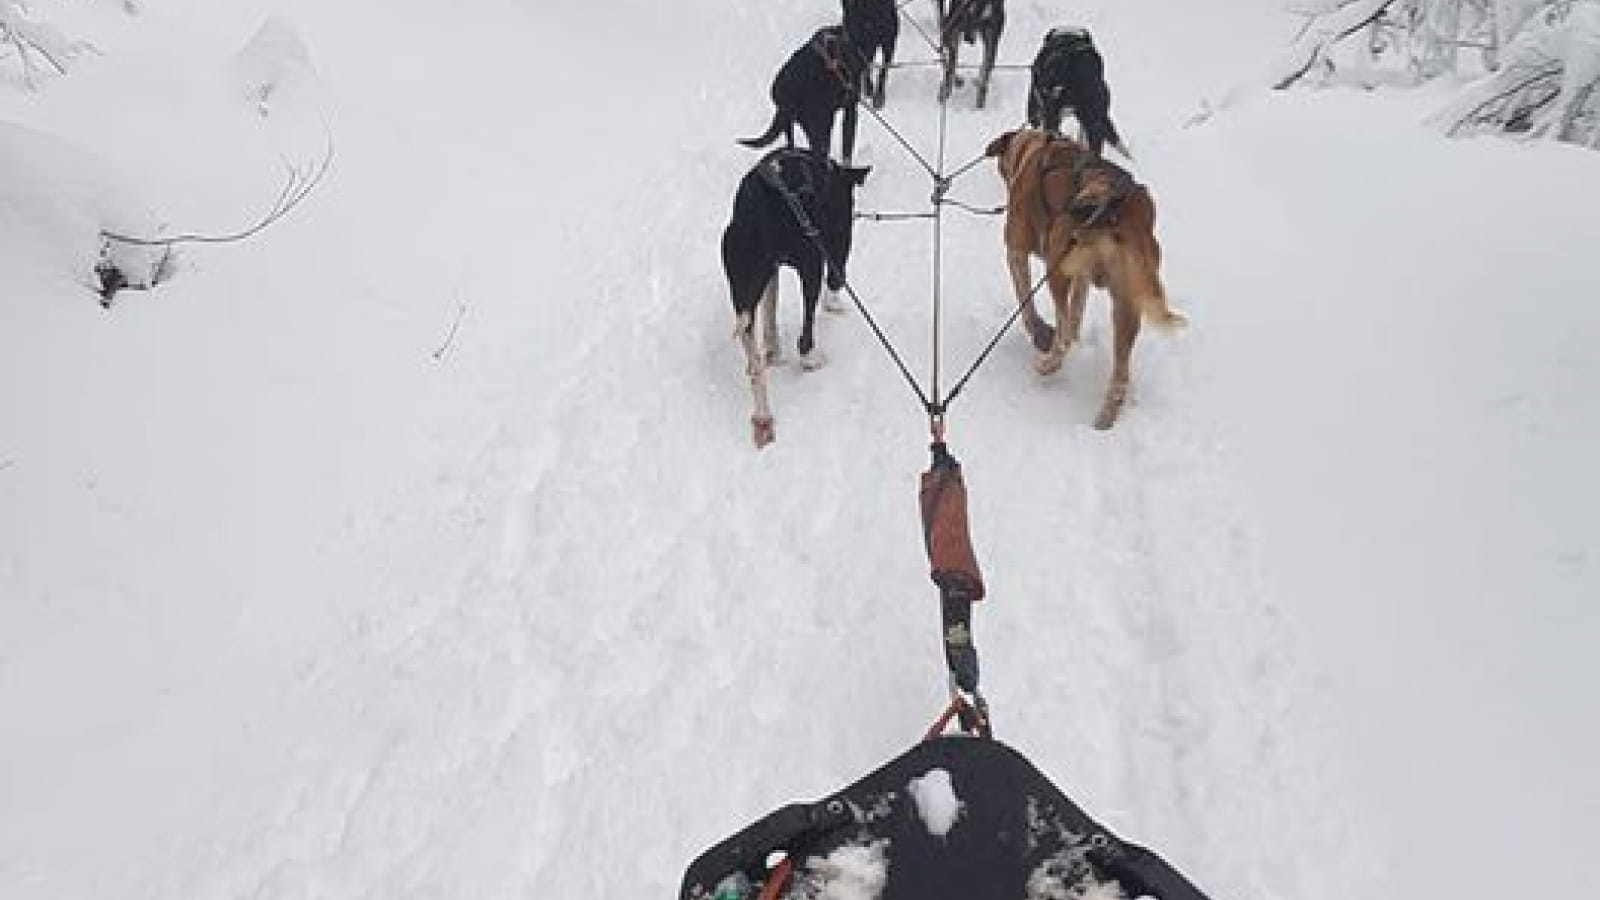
678, 736, 1216, 900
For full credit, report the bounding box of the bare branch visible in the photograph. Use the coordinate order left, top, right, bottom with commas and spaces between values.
100, 131, 335, 248
432, 301, 467, 361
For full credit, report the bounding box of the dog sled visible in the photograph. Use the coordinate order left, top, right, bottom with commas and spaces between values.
677, 444, 1217, 900
678, 736, 1217, 900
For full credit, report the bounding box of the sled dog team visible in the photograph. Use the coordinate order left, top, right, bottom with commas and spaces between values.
723, 0, 1185, 448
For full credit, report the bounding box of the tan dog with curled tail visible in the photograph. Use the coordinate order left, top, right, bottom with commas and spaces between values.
985, 128, 1185, 430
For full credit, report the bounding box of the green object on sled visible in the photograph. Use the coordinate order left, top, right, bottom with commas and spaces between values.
712, 872, 752, 900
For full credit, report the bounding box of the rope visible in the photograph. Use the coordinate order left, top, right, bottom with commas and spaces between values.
855, 96, 939, 179
769, 15, 1042, 431
930, 33, 951, 415
855, 210, 939, 221
924, 690, 993, 740
944, 269, 1050, 409
885, 60, 1031, 71
925, 700, 964, 740
764, 165, 933, 413
943, 148, 994, 185
896, 2, 944, 57
940, 197, 1004, 216
761, 9, 1033, 748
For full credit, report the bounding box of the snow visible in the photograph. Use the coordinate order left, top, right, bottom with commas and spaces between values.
793, 840, 889, 900
2, 2, 1596, 900
906, 768, 963, 837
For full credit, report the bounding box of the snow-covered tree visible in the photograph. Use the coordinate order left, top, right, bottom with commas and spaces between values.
1438, 0, 1600, 144
1271, 0, 1501, 89
1207, 1, 1600, 149
0, 0, 96, 89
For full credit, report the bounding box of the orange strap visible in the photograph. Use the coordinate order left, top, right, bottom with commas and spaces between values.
925, 699, 963, 740
758, 857, 794, 900
925, 695, 991, 740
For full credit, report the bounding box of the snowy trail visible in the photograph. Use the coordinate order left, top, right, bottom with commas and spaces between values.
403, 4, 1357, 899
17, 0, 1599, 899
2, 0, 1363, 895
140, 3, 1350, 894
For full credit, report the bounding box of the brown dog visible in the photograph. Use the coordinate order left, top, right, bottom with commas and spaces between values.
984, 128, 1185, 429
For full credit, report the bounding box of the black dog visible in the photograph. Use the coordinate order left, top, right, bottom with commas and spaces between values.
740, 26, 866, 166
721, 147, 871, 447
842, 0, 898, 109
938, 0, 1005, 109
1027, 28, 1130, 158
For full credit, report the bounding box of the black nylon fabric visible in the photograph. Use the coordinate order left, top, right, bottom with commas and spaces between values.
679, 737, 1218, 900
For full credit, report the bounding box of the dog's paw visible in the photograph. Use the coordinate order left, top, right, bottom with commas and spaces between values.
1093, 384, 1128, 430
763, 346, 784, 366
1034, 351, 1064, 376
823, 291, 847, 314
799, 349, 827, 371
752, 416, 776, 448
1026, 321, 1057, 354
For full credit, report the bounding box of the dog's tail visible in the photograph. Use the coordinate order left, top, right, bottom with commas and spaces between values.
1136, 291, 1188, 330
1120, 188, 1186, 329
738, 107, 789, 149
1130, 239, 1186, 329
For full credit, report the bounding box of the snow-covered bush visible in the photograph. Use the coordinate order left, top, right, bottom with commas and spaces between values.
0, 120, 167, 303
229, 15, 316, 117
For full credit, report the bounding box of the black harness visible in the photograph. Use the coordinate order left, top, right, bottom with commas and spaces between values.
758, 149, 829, 240
811, 27, 857, 89
1038, 137, 1135, 228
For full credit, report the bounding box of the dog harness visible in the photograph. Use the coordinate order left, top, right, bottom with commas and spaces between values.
1037, 136, 1135, 229
811, 28, 856, 88
758, 149, 827, 239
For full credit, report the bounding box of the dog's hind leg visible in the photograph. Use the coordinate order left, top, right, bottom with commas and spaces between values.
874, 35, 895, 108
1035, 264, 1077, 376
1043, 100, 1064, 134
759, 275, 782, 364
736, 311, 777, 447
975, 29, 999, 108
799, 111, 833, 161
1007, 249, 1056, 354
823, 245, 848, 314
938, 40, 959, 103
840, 98, 860, 167
796, 262, 827, 371
1026, 86, 1047, 130
1094, 292, 1141, 430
